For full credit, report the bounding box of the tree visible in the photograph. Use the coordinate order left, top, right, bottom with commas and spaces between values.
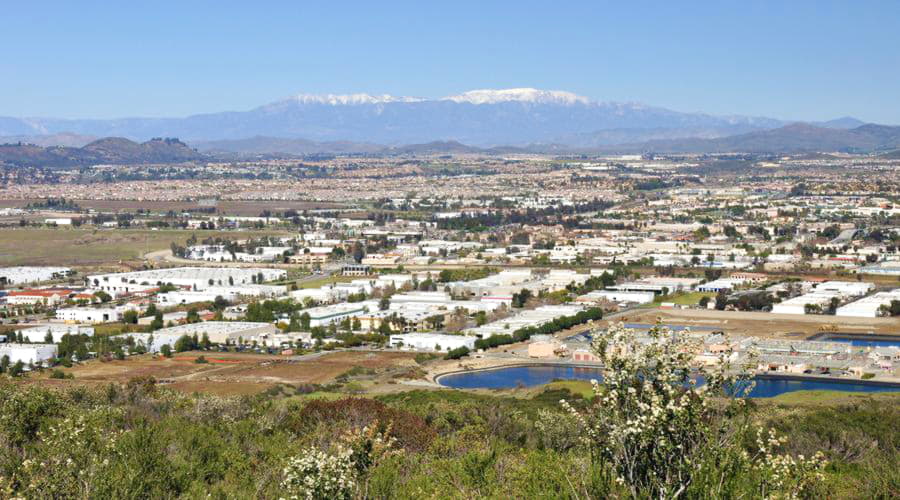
150, 312, 164, 331
379, 297, 390, 311
186, 308, 200, 324
714, 289, 728, 310
299, 312, 311, 331
212, 295, 230, 310
8, 360, 25, 377
123, 310, 139, 324
93, 291, 112, 303
44, 330, 54, 344
160, 344, 172, 358
174, 335, 195, 352
352, 242, 365, 263
0, 355, 9, 373
444, 346, 470, 360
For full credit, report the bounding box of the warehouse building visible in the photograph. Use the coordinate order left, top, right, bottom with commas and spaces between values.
148, 321, 279, 344
836, 289, 900, 318
0, 267, 73, 286
0, 343, 58, 366
18, 324, 94, 343
86, 267, 287, 295
389, 333, 476, 352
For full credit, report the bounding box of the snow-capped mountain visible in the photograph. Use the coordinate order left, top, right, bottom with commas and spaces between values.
0, 88, 804, 146
290, 93, 426, 105
442, 88, 590, 105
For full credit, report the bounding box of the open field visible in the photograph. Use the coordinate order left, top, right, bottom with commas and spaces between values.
0, 199, 348, 215
297, 274, 362, 289
653, 291, 716, 306
29, 350, 421, 396
611, 307, 900, 338
0, 227, 288, 267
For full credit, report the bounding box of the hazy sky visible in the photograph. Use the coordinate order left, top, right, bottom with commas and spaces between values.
3, 1, 899, 123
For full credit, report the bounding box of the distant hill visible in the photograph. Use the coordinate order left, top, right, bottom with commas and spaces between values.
610, 123, 900, 154
813, 116, 867, 129
878, 149, 900, 159
382, 141, 486, 155
0, 137, 205, 167
194, 136, 383, 156
0, 133, 97, 148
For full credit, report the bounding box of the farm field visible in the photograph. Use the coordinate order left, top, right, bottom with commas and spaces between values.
0, 227, 287, 267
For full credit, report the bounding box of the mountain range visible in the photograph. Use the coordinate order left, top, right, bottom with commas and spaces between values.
0, 88, 868, 147
0, 88, 898, 160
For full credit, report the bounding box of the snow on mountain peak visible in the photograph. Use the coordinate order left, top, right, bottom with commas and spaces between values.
293, 93, 425, 105
442, 88, 591, 105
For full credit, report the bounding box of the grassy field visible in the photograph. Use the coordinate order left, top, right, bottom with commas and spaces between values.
297, 275, 362, 289
0, 227, 286, 267
653, 291, 716, 306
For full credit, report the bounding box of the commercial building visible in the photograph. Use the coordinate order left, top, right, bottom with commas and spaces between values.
576, 290, 655, 305
0, 343, 58, 366
389, 333, 476, 352
836, 289, 900, 318
304, 301, 376, 327
56, 306, 123, 324
149, 321, 278, 344
87, 267, 287, 295
0, 267, 73, 286
18, 324, 94, 343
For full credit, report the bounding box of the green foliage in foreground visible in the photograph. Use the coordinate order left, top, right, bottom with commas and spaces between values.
0, 380, 896, 498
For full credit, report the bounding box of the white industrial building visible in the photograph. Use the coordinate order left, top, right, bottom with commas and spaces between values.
56, 306, 124, 324
771, 281, 875, 315
18, 324, 94, 343
836, 289, 900, 318
87, 267, 287, 295
0, 266, 73, 286
0, 343, 58, 366
304, 301, 376, 327
390, 333, 476, 352
155, 284, 285, 306
697, 278, 745, 293
576, 290, 655, 305
148, 321, 278, 344
466, 304, 586, 338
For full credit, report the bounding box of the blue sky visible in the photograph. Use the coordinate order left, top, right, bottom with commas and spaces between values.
2, 1, 899, 123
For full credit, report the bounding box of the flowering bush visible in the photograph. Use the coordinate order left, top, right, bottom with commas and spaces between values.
281, 423, 397, 500
562, 322, 826, 498
281, 447, 356, 500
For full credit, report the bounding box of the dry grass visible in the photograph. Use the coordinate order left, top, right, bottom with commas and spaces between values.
27, 350, 419, 396
0, 227, 286, 266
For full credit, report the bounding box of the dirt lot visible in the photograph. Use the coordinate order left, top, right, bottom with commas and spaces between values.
29, 350, 420, 396
0, 227, 288, 267
611, 308, 900, 339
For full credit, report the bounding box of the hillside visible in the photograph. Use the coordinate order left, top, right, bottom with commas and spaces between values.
612, 123, 900, 154
194, 136, 383, 155
0, 137, 205, 167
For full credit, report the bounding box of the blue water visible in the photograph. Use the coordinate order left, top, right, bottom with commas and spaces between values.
437, 365, 900, 398
829, 338, 900, 348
